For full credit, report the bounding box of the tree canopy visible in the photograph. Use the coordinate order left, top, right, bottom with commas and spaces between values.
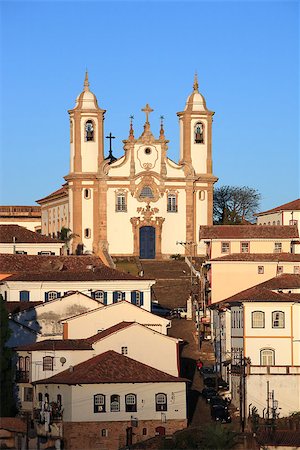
213, 185, 261, 225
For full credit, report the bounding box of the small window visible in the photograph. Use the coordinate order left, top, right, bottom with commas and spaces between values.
260, 349, 275, 366
24, 387, 33, 402
84, 189, 91, 199
290, 220, 298, 225
155, 393, 167, 411
241, 242, 249, 253
258, 266, 264, 274
85, 120, 94, 141
140, 186, 154, 199
110, 394, 120, 412
272, 311, 284, 328
116, 193, 127, 212
20, 290, 30, 302
167, 194, 178, 213
43, 356, 54, 371
84, 228, 91, 239
277, 266, 283, 274
142, 428, 147, 436
194, 122, 204, 144
144, 147, 151, 155
94, 290, 104, 300
94, 394, 105, 413
113, 291, 125, 303
46, 291, 59, 301
199, 190, 205, 201
221, 242, 230, 254
252, 311, 265, 328
101, 429, 108, 437
16, 251, 27, 255
121, 346, 128, 355
294, 266, 300, 274
274, 242, 282, 253
38, 393, 43, 402
125, 393, 137, 412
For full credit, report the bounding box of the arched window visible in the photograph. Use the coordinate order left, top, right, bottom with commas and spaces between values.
85, 120, 94, 141
20, 290, 30, 302
125, 393, 137, 412
84, 228, 91, 239
84, 189, 91, 199
94, 394, 105, 413
92, 290, 107, 305
251, 311, 265, 328
194, 122, 204, 144
272, 311, 285, 328
45, 291, 60, 302
113, 291, 125, 303
110, 394, 120, 412
140, 186, 154, 199
260, 349, 275, 366
155, 393, 167, 411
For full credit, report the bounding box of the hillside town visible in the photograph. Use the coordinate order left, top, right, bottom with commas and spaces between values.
1, 75, 300, 450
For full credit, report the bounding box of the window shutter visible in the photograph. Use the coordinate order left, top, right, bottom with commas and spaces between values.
140, 292, 144, 306
45, 292, 49, 302
122, 292, 126, 300
131, 291, 136, 305
113, 292, 118, 303
103, 292, 107, 305
57, 292, 61, 298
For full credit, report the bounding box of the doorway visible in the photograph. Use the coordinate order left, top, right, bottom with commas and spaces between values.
139, 226, 155, 259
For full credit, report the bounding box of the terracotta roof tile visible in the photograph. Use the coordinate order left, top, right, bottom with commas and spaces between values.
200, 225, 298, 239
0, 417, 26, 433
36, 184, 68, 204
256, 430, 300, 447
0, 225, 62, 244
5, 301, 43, 314
256, 198, 300, 215
210, 253, 300, 262
259, 273, 300, 289
86, 322, 134, 343
16, 339, 93, 351
34, 350, 187, 385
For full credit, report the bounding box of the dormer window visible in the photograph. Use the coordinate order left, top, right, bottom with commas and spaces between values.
194, 122, 204, 144
85, 120, 94, 141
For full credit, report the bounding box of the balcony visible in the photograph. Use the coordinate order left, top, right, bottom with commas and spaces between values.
16, 370, 29, 383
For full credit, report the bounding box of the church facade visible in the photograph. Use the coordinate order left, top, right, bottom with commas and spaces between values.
37, 74, 218, 259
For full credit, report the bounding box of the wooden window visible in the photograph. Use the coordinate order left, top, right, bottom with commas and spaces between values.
241, 242, 250, 253
43, 356, 54, 371
94, 394, 105, 413
20, 290, 30, 302
131, 291, 144, 307
167, 194, 178, 213
92, 290, 107, 305
125, 393, 137, 412
272, 311, 285, 328
45, 291, 60, 302
113, 291, 125, 303
260, 349, 275, 366
274, 242, 282, 253
110, 394, 120, 412
155, 393, 167, 411
258, 266, 264, 274
116, 193, 127, 212
294, 266, 300, 274
221, 242, 230, 254
252, 311, 265, 328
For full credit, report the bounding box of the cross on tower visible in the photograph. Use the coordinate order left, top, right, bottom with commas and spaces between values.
141, 104, 154, 123
106, 132, 115, 153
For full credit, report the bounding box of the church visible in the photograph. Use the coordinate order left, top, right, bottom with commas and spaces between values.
37, 74, 218, 259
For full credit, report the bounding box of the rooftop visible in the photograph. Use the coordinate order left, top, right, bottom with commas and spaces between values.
17, 339, 93, 351
210, 253, 300, 262
0, 224, 62, 244
256, 198, 300, 215
200, 225, 299, 239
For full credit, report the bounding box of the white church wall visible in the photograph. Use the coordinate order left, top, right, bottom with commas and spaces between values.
82, 187, 94, 253
190, 118, 207, 174
80, 116, 99, 173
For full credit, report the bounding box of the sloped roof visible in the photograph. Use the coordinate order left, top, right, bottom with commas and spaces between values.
16, 339, 93, 351
0, 417, 26, 433
34, 350, 187, 385
256, 198, 300, 215
86, 322, 134, 343
36, 184, 68, 204
256, 430, 300, 447
199, 225, 298, 239
5, 301, 43, 314
210, 253, 300, 262
0, 254, 143, 281
0, 225, 62, 244
259, 273, 300, 289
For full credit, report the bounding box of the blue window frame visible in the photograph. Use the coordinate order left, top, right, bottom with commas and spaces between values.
131, 291, 144, 306
20, 291, 30, 302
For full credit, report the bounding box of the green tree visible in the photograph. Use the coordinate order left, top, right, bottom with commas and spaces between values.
0, 294, 17, 416
60, 227, 77, 254
213, 185, 261, 224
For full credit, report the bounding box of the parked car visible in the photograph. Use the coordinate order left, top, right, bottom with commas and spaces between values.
171, 307, 187, 319
211, 404, 232, 423
201, 387, 218, 402
151, 303, 172, 318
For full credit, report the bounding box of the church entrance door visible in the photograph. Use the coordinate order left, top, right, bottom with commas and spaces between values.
139, 226, 155, 259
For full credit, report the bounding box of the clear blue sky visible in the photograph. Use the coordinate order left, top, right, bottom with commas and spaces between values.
0, 0, 299, 212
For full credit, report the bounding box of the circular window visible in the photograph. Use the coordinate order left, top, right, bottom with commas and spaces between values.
145, 147, 151, 155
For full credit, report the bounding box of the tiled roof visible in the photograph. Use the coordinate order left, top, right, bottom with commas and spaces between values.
5, 301, 43, 314
256, 430, 300, 447
199, 225, 298, 239
0, 254, 143, 281
16, 339, 93, 351
0, 417, 26, 433
86, 322, 134, 343
0, 224, 62, 244
259, 273, 300, 289
36, 184, 68, 204
256, 198, 300, 215
34, 350, 187, 385
210, 253, 300, 262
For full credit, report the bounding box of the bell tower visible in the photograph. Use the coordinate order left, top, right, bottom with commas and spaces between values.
65, 72, 106, 254
177, 73, 214, 175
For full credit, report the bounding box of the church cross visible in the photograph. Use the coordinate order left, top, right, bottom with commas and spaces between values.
142, 104, 154, 123
106, 132, 115, 153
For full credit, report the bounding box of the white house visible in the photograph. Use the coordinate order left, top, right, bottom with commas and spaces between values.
0, 225, 64, 255
61, 300, 171, 338
33, 350, 188, 450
